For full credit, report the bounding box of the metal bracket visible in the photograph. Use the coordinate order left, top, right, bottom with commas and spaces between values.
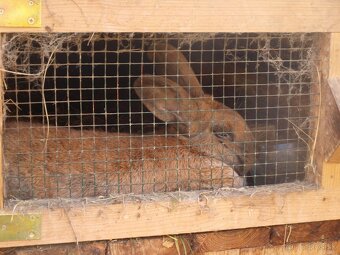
0, 0, 41, 28
0, 214, 41, 242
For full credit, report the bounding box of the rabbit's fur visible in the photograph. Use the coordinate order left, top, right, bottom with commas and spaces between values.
4, 44, 254, 199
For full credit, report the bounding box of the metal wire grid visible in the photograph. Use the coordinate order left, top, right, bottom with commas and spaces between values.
2, 33, 319, 199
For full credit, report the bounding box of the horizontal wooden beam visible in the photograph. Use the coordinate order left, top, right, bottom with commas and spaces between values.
225, 241, 340, 255
0, 0, 340, 32
194, 227, 271, 252
1, 220, 339, 253
194, 220, 340, 253
1, 184, 340, 248
3, 240, 340, 255
191, 220, 340, 253
270, 220, 340, 246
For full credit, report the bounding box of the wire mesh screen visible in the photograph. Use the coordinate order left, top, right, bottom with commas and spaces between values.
2, 33, 320, 200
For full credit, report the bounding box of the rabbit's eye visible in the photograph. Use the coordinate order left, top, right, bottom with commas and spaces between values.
216, 132, 234, 141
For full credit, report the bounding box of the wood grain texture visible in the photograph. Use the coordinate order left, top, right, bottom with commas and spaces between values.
3, 241, 339, 255
311, 34, 340, 185
271, 220, 340, 245
1, 185, 340, 248
204, 241, 340, 255
322, 163, 340, 189
329, 33, 340, 78
245, 242, 333, 255
0, 242, 107, 255
0, 0, 340, 32
109, 236, 192, 255
332, 241, 340, 255
194, 227, 270, 252
328, 146, 340, 163
328, 33, 340, 131
1, 221, 340, 254
194, 220, 340, 253
0, 34, 4, 209
316, 34, 340, 188
328, 77, 340, 112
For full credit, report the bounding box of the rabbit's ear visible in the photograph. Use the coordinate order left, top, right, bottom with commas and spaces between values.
134, 76, 210, 135
147, 43, 204, 98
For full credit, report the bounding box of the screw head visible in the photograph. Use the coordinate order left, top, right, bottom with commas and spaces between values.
28, 1, 34, 6
28, 231, 35, 238
28, 17, 35, 25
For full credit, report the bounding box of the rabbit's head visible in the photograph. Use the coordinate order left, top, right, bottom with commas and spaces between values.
134, 43, 255, 177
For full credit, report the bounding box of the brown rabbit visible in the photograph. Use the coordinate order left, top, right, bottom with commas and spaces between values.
4, 43, 254, 199
146, 43, 255, 174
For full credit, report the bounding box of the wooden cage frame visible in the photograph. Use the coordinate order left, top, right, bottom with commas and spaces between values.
0, 0, 339, 249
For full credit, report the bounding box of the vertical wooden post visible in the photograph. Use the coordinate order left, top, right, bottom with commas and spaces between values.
322, 33, 340, 190
328, 33, 340, 111
323, 146, 340, 190
329, 33, 340, 79
0, 34, 4, 208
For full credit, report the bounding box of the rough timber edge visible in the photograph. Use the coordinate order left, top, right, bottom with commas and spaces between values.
0, 0, 340, 32
0, 183, 339, 248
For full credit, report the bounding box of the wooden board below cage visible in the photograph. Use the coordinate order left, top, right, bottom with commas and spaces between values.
0, 183, 339, 248
1, 241, 340, 255
1, 220, 340, 254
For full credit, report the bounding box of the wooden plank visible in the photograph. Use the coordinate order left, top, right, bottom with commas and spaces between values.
328, 77, 340, 112
0, 184, 339, 248
0, 0, 340, 32
14, 240, 336, 255
311, 34, 340, 185
1, 242, 107, 255
1, 221, 339, 253
239, 249, 264, 255
194, 227, 270, 253
193, 220, 340, 253
204, 241, 340, 255
328, 33, 340, 124
327, 33, 340, 163
322, 163, 340, 189
239, 242, 332, 255
318, 33, 340, 189
205, 250, 241, 255
109, 236, 192, 255
329, 33, 340, 78
0, 34, 4, 209
332, 241, 340, 255
271, 220, 340, 245
328, 146, 340, 163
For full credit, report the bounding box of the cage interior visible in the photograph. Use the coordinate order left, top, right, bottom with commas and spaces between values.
2, 33, 319, 200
